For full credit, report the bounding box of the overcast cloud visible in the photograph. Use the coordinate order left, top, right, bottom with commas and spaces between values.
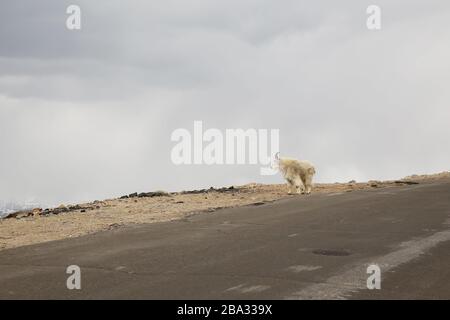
1, 0, 450, 206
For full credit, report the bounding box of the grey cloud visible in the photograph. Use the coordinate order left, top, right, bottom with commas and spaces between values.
1, 0, 450, 205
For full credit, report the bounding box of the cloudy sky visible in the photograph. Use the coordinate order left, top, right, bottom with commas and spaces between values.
1, 0, 449, 206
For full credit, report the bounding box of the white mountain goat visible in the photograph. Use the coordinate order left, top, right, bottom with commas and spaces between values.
274, 153, 316, 195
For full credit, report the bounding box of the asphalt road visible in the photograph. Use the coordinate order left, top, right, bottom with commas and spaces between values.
1, 179, 449, 299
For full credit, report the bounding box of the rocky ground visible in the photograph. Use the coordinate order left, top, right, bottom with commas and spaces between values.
0, 171, 449, 251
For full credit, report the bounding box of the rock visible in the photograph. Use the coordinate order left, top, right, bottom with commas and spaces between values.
138, 192, 148, 197
128, 192, 138, 198
368, 180, 380, 188
108, 223, 122, 230
181, 189, 207, 195
52, 205, 69, 215
395, 180, 419, 185
5, 210, 33, 219
348, 180, 356, 184
32, 208, 43, 216
119, 195, 129, 199
214, 186, 237, 193
180, 186, 237, 195
137, 191, 170, 198
153, 190, 170, 197
252, 202, 265, 206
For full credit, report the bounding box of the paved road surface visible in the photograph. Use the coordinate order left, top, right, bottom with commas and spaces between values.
1, 179, 449, 299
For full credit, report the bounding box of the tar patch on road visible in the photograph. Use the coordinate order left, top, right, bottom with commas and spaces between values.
312, 249, 352, 256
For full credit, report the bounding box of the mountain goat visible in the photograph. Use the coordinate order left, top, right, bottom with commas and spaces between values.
275, 153, 316, 195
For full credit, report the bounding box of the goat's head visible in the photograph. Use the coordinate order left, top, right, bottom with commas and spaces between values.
271, 152, 281, 170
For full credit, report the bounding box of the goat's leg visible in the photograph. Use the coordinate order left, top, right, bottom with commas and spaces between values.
304, 173, 313, 194
286, 178, 295, 194
294, 176, 304, 194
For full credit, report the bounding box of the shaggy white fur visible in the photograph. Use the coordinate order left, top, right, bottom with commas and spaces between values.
275, 154, 316, 194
